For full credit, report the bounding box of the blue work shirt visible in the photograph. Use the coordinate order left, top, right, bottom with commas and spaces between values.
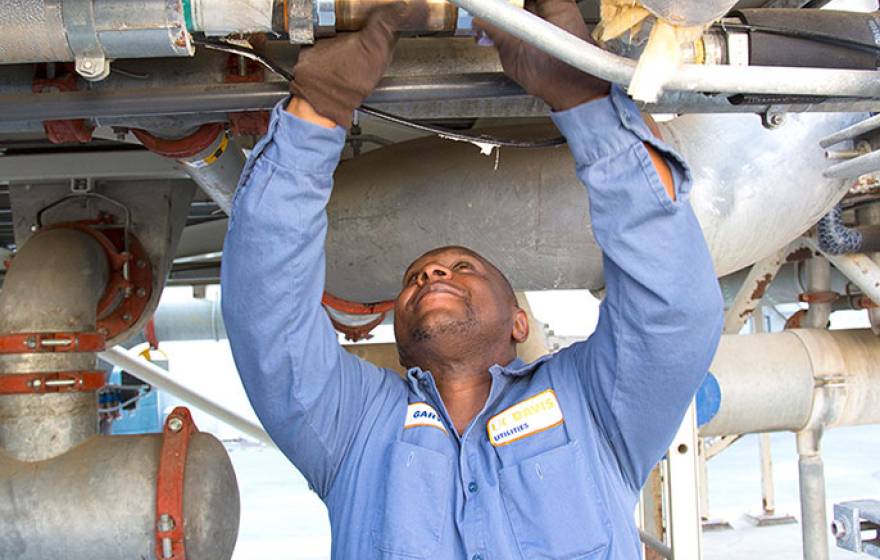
221, 86, 723, 559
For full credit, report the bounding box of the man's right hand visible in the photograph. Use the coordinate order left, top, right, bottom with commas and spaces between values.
289, 2, 416, 129
478, 0, 610, 111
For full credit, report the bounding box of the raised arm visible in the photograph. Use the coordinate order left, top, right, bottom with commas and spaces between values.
220, 7, 408, 498
482, 0, 723, 490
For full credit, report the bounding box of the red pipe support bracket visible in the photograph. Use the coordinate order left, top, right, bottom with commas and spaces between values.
0, 331, 106, 354
32, 63, 94, 144
46, 219, 153, 341
155, 406, 198, 560
322, 292, 395, 315
0, 371, 105, 394
132, 124, 225, 160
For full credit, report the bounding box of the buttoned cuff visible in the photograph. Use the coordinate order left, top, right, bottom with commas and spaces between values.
259, 97, 347, 174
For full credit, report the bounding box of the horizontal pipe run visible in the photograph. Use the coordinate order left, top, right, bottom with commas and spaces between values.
98, 346, 273, 446
445, 0, 880, 98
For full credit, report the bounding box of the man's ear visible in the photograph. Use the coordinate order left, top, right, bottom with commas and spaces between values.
511, 307, 529, 344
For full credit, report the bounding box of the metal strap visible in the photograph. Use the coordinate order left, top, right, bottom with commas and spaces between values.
0, 371, 105, 394
61, 0, 108, 79
155, 407, 197, 560
0, 331, 106, 354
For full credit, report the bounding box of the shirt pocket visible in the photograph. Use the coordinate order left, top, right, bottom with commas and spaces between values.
499, 440, 610, 559
372, 440, 452, 559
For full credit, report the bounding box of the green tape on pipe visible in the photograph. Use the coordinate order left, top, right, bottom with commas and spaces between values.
182, 0, 195, 32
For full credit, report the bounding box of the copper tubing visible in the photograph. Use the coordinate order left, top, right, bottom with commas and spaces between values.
335, 0, 459, 33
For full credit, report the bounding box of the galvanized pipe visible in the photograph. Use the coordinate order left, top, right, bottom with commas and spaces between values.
804, 256, 833, 329
797, 428, 831, 560
0, 432, 240, 559
445, 0, 880, 98
0, 229, 109, 462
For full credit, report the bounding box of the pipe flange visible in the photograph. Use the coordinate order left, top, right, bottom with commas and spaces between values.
45, 220, 153, 342
0, 370, 105, 394
156, 407, 198, 560
0, 331, 106, 354
314, 0, 337, 38
132, 123, 225, 160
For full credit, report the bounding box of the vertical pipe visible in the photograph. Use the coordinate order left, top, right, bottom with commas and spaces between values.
796, 428, 830, 560
759, 433, 776, 515
804, 256, 832, 329
0, 229, 109, 462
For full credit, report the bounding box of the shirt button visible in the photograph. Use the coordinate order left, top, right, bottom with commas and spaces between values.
467, 481, 478, 493
472, 555, 483, 560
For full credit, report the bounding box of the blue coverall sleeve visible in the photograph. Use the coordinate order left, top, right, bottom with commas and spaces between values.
551, 86, 724, 490
220, 101, 402, 498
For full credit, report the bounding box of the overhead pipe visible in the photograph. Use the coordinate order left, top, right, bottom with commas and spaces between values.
444, 0, 880, 99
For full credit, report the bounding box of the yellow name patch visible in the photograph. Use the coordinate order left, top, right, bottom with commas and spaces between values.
404, 402, 447, 433
487, 389, 564, 447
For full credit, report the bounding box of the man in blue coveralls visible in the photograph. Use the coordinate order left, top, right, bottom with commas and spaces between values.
221, 0, 724, 557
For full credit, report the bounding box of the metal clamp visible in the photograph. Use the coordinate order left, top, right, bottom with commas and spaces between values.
156, 407, 198, 560
62, 0, 111, 80
289, 0, 315, 44
833, 500, 880, 557
0, 331, 106, 354
0, 371, 105, 394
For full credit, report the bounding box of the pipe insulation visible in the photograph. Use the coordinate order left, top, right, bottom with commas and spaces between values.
0, 229, 109, 462
324, 111, 860, 301
189, 0, 275, 35
701, 329, 880, 437
0, 433, 240, 560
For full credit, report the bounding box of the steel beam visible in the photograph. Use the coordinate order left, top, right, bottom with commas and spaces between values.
0, 151, 186, 184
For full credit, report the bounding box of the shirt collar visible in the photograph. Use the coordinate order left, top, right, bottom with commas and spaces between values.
406, 353, 553, 394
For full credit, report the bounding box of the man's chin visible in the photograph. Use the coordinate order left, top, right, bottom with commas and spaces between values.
409, 316, 477, 343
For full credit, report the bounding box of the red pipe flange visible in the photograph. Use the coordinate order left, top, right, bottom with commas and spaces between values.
46, 218, 153, 341
132, 124, 225, 160
0, 331, 105, 354
155, 407, 198, 560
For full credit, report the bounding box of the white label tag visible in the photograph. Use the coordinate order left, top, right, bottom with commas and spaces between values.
487, 389, 564, 447
404, 402, 447, 434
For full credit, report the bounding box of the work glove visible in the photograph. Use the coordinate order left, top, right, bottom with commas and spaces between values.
478, 0, 610, 112
290, 3, 413, 128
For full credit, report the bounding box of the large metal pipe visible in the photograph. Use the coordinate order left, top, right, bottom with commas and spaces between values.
0, 229, 109, 462
701, 329, 880, 437
325, 111, 859, 301
0, 432, 240, 559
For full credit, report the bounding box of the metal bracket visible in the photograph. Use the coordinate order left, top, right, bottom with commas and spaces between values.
62, 0, 111, 81
289, 0, 315, 44
0, 370, 105, 394
0, 331, 106, 354
156, 406, 198, 560
833, 500, 880, 557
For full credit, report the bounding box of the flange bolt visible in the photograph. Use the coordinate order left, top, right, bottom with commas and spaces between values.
167, 416, 184, 432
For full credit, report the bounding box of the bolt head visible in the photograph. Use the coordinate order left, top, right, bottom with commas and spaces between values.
137, 259, 147, 269
168, 416, 184, 432
98, 327, 109, 336
136, 287, 147, 298
122, 313, 132, 322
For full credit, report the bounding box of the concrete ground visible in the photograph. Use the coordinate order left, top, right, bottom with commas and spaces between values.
225, 424, 880, 559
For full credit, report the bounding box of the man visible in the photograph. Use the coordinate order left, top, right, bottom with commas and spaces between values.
221, 0, 723, 557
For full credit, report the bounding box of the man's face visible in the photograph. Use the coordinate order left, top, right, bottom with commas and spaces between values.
393, 246, 523, 367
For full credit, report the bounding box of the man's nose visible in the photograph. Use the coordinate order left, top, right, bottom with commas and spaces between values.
418, 263, 451, 285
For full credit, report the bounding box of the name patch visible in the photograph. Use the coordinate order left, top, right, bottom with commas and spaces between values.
404, 402, 447, 433
487, 389, 564, 447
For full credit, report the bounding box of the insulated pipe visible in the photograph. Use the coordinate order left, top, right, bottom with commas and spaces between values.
0, 432, 240, 559
0, 229, 109, 462
133, 124, 246, 214
444, 0, 880, 98
99, 345, 273, 446
701, 329, 880, 437
325, 111, 858, 302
